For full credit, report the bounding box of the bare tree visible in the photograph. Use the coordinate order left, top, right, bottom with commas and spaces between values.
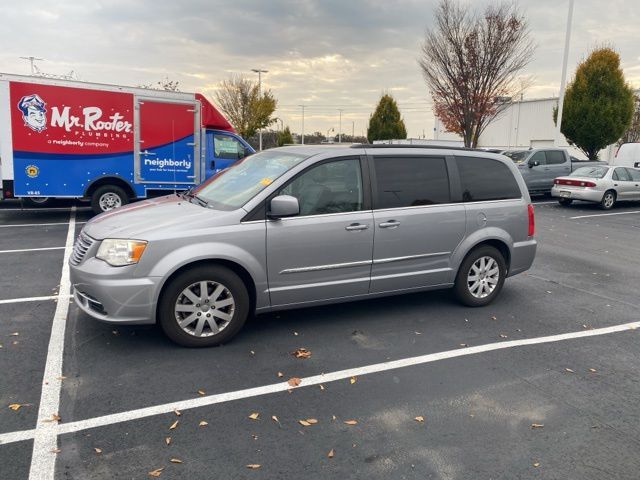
214, 75, 277, 139
419, 0, 535, 147
139, 76, 180, 91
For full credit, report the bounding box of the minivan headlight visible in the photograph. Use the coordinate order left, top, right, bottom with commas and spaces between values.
96, 239, 148, 266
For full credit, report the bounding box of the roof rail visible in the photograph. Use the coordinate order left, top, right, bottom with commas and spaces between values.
350, 144, 485, 152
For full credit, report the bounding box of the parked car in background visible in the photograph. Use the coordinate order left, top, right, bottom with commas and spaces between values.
70, 145, 537, 347
502, 148, 605, 195
551, 165, 640, 209
611, 142, 640, 168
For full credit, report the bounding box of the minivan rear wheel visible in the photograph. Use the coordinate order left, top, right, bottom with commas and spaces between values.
158, 265, 249, 347
454, 246, 506, 307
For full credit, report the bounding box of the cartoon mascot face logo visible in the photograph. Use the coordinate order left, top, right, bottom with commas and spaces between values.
17, 94, 47, 132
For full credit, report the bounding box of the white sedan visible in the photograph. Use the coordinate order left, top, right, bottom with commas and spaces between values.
551, 165, 640, 209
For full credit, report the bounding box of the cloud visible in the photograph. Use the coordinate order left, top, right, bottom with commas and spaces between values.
0, 0, 637, 137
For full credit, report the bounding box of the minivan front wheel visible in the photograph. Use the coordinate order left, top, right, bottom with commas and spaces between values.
454, 246, 506, 307
159, 265, 249, 347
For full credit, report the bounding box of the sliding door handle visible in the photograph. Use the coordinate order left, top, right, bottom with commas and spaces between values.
379, 220, 400, 229
345, 223, 369, 231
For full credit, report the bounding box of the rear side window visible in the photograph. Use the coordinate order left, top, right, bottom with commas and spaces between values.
545, 150, 566, 165
613, 168, 632, 181
373, 156, 449, 209
456, 157, 522, 202
626, 168, 640, 181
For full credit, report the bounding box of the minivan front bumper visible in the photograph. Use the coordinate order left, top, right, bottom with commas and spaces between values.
70, 258, 160, 324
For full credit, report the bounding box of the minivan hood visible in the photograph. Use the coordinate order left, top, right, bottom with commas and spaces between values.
83, 195, 239, 240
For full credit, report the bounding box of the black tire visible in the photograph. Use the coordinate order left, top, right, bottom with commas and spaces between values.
558, 198, 573, 206
600, 190, 616, 210
24, 197, 53, 208
454, 246, 507, 307
90, 185, 129, 214
158, 265, 250, 347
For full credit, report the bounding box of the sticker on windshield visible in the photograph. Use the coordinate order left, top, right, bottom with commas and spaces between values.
259, 177, 273, 186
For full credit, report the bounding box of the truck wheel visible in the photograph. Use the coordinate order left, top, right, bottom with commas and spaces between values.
600, 190, 616, 210
558, 198, 573, 206
25, 197, 53, 208
91, 185, 129, 214
158, 265, 250, 347
454, 246, 507, 307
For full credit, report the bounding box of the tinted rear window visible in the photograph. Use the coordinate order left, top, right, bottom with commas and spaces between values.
456, 157, 521, 202
373, 156, 450, 208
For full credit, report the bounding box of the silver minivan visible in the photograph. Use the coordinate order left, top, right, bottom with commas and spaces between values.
69, 145, 537, 347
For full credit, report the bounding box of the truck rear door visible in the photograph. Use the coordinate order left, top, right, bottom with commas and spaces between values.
135, 98, 200, 185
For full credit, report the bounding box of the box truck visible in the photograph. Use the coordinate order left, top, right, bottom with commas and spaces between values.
0, 73, 254, 213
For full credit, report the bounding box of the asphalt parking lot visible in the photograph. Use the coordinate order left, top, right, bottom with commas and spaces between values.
1, 198, 640, 479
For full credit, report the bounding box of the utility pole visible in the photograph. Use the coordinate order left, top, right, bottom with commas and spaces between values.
352, 121, 355, 139
251, 68, 268, 151
338, 109, 343, 143
555, 0, 575, 146
299, 105, 305, 144
20, 56, 43, 75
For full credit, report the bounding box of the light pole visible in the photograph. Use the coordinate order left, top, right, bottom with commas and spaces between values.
326, 127, 334, 142
251, 68, 268, 151
299, 105, 305, 144
338, 109, 343, 143
20, 56, 43, 75
555, 0, 575, 146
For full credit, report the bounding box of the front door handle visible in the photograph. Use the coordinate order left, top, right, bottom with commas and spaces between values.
345, 223, 369, 231
379, 220, 400, 229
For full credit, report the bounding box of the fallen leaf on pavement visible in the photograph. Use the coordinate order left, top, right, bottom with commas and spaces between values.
173, 409, 181, 416
349, 376, 357, 385
531, 423, 544, 429
298, 419, 311, 426
43, 413, 61, 423
277, 372, 284, 378
319, 384, 325, 391
343, 420, 358, 425
271, 415, 279, 423
56, 376, 66, 381
197, 390, 205, 396
199, 420, 208, 427
8, 403, 24, 411
9, 332, 19, 336
327, 449, 335, 458
94, 448, 102, 454
287, 377, 301, 387
491, 316, 497, 320
246, 464, 261, 469
414, 331, 422, 335
248, 412, 260, 420
564, 368, 575, 373
588, 368, 597, 373
332, 415, 337, 421
414, 416, 424, 422
459, 343, 468, 347
148, 467, 164, 477
533, 462, 540, 468
291, 347, 312, 359
170, 458, 182, 464
165, 437, 171, 445
169, 420, 179, 430
499, 334, 508, 338
50, 448, 61, 454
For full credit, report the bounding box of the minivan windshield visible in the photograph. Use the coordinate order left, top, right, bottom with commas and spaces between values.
502, 150, 529, 163
570, 166, 608, 178
191, 150, 309, 210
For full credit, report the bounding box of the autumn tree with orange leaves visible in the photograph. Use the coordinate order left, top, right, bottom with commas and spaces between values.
419, 0, 535, 147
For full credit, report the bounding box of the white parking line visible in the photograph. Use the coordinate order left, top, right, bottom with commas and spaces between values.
0, 319, 637, 448
0, 247, 65, 254
28, 206, 76, 480
0, 294, 72, 305
0, 222, 86, 228
0, 207, 91, 212
570, 210, 640, 220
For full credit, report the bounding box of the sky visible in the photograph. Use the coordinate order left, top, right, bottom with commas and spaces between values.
0, 0, 638, 139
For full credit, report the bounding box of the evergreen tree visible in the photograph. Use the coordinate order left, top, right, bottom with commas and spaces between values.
367, 94, 407, 142
277, 126, 294, 146
554, 47, 634, 159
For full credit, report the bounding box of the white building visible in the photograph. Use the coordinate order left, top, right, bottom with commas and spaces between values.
434, 96, 617, 161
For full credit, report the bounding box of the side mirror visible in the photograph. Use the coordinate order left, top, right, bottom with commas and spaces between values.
529, 160, 539, 168
268, 195, 299, 219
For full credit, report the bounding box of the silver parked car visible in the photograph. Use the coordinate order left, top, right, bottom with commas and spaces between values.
551, 165, 640, 209
69, 145, 537, 347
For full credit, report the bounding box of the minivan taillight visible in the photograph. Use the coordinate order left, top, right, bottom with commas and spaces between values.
527, 204, 535, 237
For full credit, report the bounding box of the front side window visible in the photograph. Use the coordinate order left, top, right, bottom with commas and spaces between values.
193, 150, 309, 210
545, 150, 566, 165
373, 156, 450, 209
278, 159, 364, 216
529, 151, 546, 166
456, 157, 521, 202
214, 134, 244, 160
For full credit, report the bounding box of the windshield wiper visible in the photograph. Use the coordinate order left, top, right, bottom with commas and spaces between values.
179, 189, 208, 208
